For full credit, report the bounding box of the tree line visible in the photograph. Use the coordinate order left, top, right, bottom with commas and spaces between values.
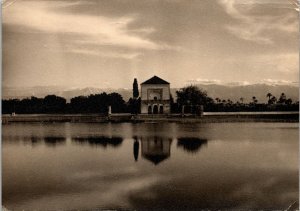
172, 86, 298, 113
2, 82, 299, 114
2, 93, 128, 114
205, 91, 298, 112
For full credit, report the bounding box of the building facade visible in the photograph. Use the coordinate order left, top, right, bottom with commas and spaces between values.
140, 76, 171, 114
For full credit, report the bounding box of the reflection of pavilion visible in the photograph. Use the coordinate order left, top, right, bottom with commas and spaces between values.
133, 136, 208, 164
141, 137, 172, 165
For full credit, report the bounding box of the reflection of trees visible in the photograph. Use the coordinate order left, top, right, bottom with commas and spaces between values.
30, 136, 43, 144
25, 136, 43, 146
3, 135, 66, 147
133, 137, 139, 161
44, 137, 66, 146
177, 137, 207, 153
72, 136, 123, 148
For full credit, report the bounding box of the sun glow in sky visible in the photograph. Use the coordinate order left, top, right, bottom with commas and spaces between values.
3, 0, 299, 88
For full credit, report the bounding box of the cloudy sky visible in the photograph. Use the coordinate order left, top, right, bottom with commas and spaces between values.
3, 0, 299, 88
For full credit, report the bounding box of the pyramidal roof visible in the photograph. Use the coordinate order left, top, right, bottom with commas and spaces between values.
142, 154, 170, 165
141, 76, 170, 85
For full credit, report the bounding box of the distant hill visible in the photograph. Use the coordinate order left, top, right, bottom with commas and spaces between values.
2, 84, 299, 104
2, 86, 132, 103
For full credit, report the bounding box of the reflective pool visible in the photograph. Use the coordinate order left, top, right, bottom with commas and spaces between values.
2, 122, 299, 210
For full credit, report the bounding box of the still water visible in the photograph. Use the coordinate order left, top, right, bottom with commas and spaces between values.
3, 122, 299, 210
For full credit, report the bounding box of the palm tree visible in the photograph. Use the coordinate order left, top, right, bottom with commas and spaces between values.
286, 98, 293, 105
266, 93, 272, 100
133, 78, 139, 99
278, 93, 287, 104
240, 97, 244, 104
270, 96, 277, 104
252, 96, 257, 104
227, 99, 232, 105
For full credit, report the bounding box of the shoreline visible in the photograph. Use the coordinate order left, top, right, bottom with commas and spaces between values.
2, 112, 299, 123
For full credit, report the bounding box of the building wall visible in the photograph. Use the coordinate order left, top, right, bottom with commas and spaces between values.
140, 84, 171, 114
141, 84, 170, 101
141, 102, 170, 114
141, 137, 171, 155
141, 104, 148, 114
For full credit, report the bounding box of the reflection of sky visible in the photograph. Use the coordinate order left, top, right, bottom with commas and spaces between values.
2, 122, 298, 210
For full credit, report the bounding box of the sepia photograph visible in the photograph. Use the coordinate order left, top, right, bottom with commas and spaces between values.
2, 0, 299, 210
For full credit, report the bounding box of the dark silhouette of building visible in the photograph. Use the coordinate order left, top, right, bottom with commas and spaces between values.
141, 136, 172, 165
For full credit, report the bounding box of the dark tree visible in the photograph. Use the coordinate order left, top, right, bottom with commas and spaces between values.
2, 99, 19, 114
128, 78, 140, 114
43, 95, 66, 113
266, 93, 272, 101
176, 85, 213, 106
278, 93, 287, 104
127, 97, 141, 114
252, 96, 258, 104
70, 96, 88, 113
133, 78, 139, 99
108, 92, 126, 113
69, 92, 127, 114
270, 96, 277, 104
286, 98, 293, 105
240, 97, 244, 104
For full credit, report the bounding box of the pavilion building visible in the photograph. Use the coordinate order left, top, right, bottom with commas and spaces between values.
140, 76, 171, 114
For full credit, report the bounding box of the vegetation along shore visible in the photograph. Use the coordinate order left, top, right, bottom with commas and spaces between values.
2, 79, 299, 123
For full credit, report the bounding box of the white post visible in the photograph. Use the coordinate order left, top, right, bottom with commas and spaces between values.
108, 106, 112, 115
199, 105, 204, 117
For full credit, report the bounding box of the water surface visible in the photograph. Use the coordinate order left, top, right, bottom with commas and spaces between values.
2, 122, 299, 210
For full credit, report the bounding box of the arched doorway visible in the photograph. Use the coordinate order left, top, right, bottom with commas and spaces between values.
148, 105, 152, 114
159, 105, 164, 114
153, 105, 158, 114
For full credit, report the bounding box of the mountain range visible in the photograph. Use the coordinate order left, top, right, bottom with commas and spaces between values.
2, 84, 299, 103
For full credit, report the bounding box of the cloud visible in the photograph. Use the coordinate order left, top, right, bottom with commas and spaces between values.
223, 53, 299, 75
2, 0, 18, 9
187, 79, 221, 85
186, 76, 299, 86
14, 7, 155, 48
260, 79, 299, 86
254, 53, 299, 73
186, 79, 251, 86
218, 0, 298, 44
69, 49, 141, 59
3, 0, 166, 60
3, 0, 298, 88
226, 81, 251, 86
